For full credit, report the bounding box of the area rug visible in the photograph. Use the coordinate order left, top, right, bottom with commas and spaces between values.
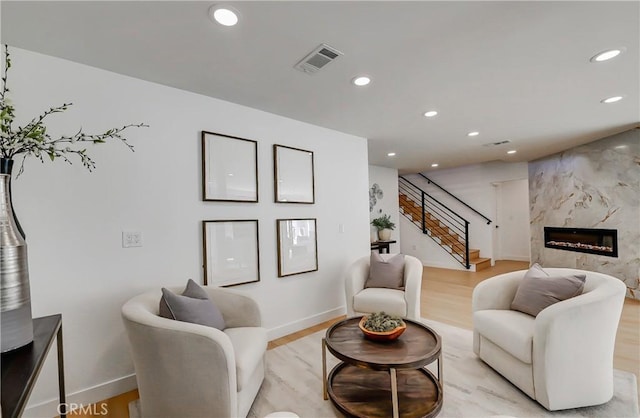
130, 318, 639, 418
248, 319, 638, 418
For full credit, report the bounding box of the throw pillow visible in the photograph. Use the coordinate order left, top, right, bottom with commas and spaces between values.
523, 262, 550, 279
159, 279, 226, 330
365, 252, 405, 290
511, 273, 586, 317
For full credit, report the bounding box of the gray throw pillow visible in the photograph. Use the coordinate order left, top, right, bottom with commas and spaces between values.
511, 273, 586, 317
159, 279, 226, 330
364, 252, 405, 290
524, 262, 549, 279
524, 263, 549, 279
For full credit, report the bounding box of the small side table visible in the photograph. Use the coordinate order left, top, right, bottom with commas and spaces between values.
370, 240, 397, 254
1, 314, 66, 418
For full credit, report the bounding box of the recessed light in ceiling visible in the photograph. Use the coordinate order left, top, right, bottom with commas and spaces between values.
507, 150, 517, 154
590, 48, 625, 62
387, 152, 396, 157
601, 96, 623, 104
352, 76, 371, 87
424, 110, 438, 118
467, 131, 479, 137
209, 5, 239, 26
431, 163, 439, 167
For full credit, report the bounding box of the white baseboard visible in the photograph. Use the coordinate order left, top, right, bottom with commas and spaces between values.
24, 374, 138, 418
267, 306, 345, 340
420, 259, 467, 271
497, 255, 530, 262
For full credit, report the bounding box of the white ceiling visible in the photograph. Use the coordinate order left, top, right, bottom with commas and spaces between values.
2, 1, 639, 174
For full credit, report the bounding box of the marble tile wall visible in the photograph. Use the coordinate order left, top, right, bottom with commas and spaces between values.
529, 129, 640, 299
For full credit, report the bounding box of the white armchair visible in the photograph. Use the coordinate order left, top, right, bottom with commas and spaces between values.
122, 286, 267, 418
472, 268, 626, 411
345, 253, 424, 320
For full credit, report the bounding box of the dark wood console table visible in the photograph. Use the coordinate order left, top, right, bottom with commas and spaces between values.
371, 240, 397, 254
1, 314, 66, 418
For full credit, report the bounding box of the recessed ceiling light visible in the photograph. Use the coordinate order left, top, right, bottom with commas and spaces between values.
614, 145, 628, 150
601, 96, 623, 104
424, 110, 438, 118
352, 76, 371, 87
467, 131, 479, 137
209, 5, 239, 26
387, 152, 396, 157
590, 48, 625, 62
507, 150, 517, 155
431, 163, 439, 167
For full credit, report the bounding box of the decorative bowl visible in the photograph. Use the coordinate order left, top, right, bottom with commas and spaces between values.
358, 316, 407, 342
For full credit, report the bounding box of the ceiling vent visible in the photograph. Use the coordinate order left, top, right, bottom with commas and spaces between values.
294, 44, 343, 74
482, 140, 511, 147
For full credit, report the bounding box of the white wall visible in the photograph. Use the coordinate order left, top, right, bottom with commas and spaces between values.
368, 165, 400, 248
7, 48, 370, 416
401, 161, 529, 269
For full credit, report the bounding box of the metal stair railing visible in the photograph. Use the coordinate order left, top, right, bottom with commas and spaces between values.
418, 173, 492, 225
399, 176, 470, 269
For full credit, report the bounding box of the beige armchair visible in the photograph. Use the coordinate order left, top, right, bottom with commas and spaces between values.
345, 254, 424, 319
122, 286, 267, 418
472, 268, 626, 411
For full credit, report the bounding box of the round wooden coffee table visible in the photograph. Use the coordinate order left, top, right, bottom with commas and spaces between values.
322, 317, 442, 418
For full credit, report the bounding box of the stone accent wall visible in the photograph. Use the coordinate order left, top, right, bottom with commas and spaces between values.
529, 129, 640, 299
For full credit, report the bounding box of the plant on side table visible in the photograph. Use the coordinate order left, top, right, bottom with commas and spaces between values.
371, 213, 395, 241
0, 45, 147, 352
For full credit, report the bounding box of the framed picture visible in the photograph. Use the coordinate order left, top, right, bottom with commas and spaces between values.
202, 131, 258, 202
273, 144, 315, 203
202, 220, 260, 287
276, 218, 318, 277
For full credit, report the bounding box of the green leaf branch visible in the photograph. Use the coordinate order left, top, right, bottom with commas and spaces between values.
1, 45, 148, 176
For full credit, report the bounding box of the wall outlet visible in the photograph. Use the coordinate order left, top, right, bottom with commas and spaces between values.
122, 231, 143, 248
412, 245, 417, 250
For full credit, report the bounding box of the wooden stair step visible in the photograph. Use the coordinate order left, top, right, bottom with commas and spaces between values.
468, 249, 480, 260
470, 257, 491, 271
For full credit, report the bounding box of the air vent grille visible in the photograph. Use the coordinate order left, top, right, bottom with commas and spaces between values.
295, 43, 343, 74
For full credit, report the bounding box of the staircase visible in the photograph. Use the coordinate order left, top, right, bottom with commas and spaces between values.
399, 177, 491, 271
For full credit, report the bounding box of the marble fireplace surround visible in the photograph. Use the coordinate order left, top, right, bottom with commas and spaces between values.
529, 128, 640, 300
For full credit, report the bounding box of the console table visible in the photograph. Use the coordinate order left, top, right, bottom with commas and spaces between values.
1, 314, 66, 418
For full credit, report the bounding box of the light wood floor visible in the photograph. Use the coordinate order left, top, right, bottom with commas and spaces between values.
63, 260, 640, 417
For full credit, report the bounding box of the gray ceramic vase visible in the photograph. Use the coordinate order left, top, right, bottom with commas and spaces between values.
0, 158, 33, 352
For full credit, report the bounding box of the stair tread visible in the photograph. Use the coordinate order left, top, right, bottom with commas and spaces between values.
469, 257, 491, 264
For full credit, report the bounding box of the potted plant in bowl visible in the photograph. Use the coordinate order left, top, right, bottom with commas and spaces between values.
371, 214, 395, 241
359, 312, 406, 342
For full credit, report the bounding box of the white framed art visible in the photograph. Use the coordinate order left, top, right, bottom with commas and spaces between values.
202, 131, 258, 202
202, 220, 260, 287
273, 144, 315, 203
276, 218, 318, 277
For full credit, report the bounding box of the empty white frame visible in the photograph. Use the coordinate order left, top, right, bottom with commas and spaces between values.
277, 218, 318, 277
273, 144, 315, 203
202, 131, 258, 202
203, 220, 260, 287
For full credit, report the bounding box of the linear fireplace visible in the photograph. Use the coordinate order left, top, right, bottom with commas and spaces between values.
544, 227, 618, 257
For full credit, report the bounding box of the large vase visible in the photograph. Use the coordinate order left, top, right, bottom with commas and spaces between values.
0, 158, 33, 352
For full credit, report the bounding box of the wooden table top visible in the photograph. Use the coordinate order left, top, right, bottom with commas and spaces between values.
324, 317, 441, 371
